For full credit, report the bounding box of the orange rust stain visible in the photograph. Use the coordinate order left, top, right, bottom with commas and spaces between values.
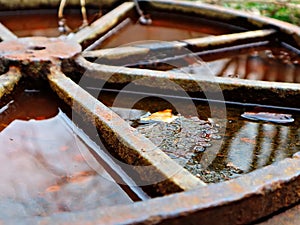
73, 154, 85, 162
240, 137, 256, 145
60, 145, 69, 151
95, 105, 113, 121
35, 116, 46, 120
228, 182, 245, 193
46, 185, 61, 192
69, 171, 94, 183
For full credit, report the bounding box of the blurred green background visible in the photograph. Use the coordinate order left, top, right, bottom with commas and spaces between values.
186, 0, 300, 25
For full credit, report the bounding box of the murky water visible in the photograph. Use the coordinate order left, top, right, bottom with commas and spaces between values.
99, 12, 246, 48
96, 90, 300, 183
0, 86, 133, 218
172, 45, 300, 83
0, 8, 100, 37
108, 43, 300, 83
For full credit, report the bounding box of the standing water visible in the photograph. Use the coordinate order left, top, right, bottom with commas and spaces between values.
0, 84, 133, 218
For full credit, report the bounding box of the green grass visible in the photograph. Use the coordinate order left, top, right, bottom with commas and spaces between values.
200, 0, 300, 25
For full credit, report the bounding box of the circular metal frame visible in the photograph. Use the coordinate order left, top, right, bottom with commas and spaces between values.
0, 1, 299, 224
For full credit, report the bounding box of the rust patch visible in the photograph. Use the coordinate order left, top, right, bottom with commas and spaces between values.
0, 37, 81, 78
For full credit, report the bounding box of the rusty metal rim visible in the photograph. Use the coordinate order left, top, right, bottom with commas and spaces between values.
3, 154, 300, 225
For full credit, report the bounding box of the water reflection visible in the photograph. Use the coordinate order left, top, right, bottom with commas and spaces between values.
200, 114, 300, 183
181, 47, 300, 83
225, 122, 292, 173
216, 48, 300, 82
107, 93, 300, 183
0, 101, 132, 218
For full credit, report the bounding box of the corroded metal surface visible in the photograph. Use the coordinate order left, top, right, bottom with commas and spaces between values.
0, 67, 21, 99
258, 204, 300, 225
0, 37, 81, 78
75, 56, 300, 107
1, 155, 299, 225
0, 0, 300, 224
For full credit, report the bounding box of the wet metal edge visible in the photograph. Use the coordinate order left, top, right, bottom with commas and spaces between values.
2, 155, 300, 225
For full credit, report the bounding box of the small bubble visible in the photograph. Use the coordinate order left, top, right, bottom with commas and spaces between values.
201, 142, 212, 148
214, 123, 220, 128
211, 134, 222, 140
193, 146, 206, 153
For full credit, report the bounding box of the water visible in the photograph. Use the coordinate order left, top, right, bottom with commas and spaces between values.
0, 86, 133, 218
174, 45, 300, 83
120, 43, 300, 83
99, 11, 246, 48
95, 89, 300, 183
0, 8, 100, 37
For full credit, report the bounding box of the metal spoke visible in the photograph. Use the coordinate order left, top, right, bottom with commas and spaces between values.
47, 66, 206, 194
0, 67, 22, 100
83, 29, 276, 59
70, 2, 134, 46
0, 0, 300, 223
0, 23, 17, 41
75, 55, 300, 97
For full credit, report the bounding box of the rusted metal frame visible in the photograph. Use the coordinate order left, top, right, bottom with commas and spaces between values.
75, 56, 300, 96
47, 66, 206, 194
0, 66, 22, 99
184, 29, 275, 47
7, 153, 300, 225
0, 23, 17, 41
70, 2, 134, 45
82, 29, 276, 59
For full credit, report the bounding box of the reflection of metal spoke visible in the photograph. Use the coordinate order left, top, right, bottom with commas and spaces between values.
58, 0, 71, 34
58, 0, 88, 34
80, 0, 88, 28
0, 23, 17, 41
133, 0, 152, 25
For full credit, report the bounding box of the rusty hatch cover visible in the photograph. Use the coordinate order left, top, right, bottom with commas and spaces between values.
0, 0, 299, 224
